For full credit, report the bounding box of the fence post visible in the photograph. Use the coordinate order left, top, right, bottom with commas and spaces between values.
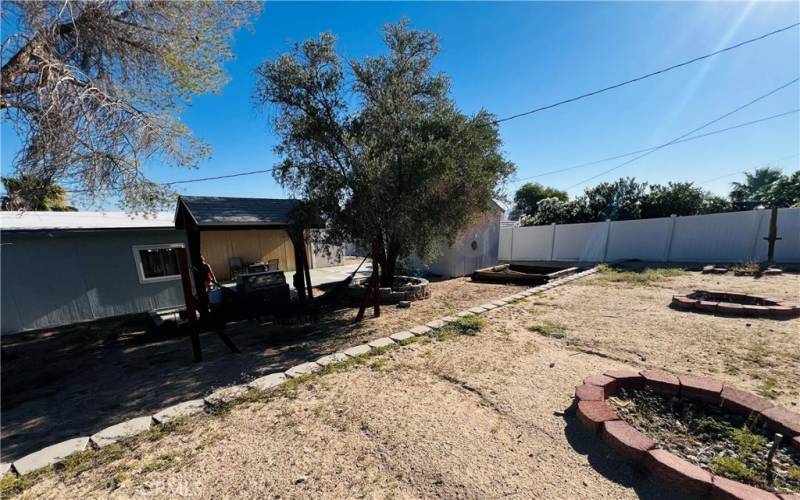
746, 208, 766, 262
549, 223, 557, 261
601, 219, 612, 263
509, 225, 515, 262
664, 214, 677, 262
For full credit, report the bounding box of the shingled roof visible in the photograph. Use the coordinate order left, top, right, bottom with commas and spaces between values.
175, 196, 300, 228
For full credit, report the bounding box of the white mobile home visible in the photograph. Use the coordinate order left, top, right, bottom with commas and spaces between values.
1, 211, 187, 335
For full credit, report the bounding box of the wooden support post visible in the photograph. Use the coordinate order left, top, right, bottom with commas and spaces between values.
293, 237, 307, 303
355, 238, 381, 320
176, 247, 202, 363
300, 233, 314, 300
370, 238, 381, 318
763, 207, 781, 265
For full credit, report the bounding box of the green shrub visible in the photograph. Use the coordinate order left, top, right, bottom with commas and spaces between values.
731, 427, 767, 458
713, 456, 753, 482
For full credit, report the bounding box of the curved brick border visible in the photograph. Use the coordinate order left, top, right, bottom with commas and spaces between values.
672, 290, 800, 319
575, 370, 800, 499
348, 275, 431, 304
1, 267, 600, 478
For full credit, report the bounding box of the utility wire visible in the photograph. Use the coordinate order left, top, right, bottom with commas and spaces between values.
493, 22, 799, 124
63, 108, 797, 195
511, 108, 799, 184
161, 167, 276, 186
65, 167, 277, 194
563, 77, 800, 190
696, 153, 800, 186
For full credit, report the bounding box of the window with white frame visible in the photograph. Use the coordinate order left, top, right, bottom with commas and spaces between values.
132, 244, 184, 283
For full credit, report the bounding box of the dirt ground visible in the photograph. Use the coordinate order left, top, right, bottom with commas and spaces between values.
1, 277, 528, 462
8, 269, 798, 499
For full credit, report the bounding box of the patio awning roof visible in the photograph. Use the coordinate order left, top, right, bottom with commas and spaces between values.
175, 196, 301, 229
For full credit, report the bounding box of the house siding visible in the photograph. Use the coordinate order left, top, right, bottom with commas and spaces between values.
1, 229, 186, 335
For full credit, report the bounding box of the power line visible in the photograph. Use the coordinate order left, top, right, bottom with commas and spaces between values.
564, 77, 800, 190
510, 108, 799, 184
493, 22, 800, 124
161, 168, 275, 186
696, 153, 800, 186
65, 167, 277, 194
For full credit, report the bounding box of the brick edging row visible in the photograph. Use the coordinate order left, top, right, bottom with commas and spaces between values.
0, 267, 599, 478
575, 370, 800, 499
672, 290, 800, 319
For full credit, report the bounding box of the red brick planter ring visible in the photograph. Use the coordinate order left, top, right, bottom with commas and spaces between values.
671, 290, 800, 319
574, 370, 800, 499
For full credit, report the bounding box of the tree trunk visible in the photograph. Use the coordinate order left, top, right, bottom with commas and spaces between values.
356, 237, 381, 320
380, 239, 400, 288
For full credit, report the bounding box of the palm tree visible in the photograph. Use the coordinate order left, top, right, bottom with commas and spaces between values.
729, 167, 784, 204
1, 174, 77, 211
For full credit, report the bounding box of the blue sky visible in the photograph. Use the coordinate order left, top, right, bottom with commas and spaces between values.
2, 1, 799, 209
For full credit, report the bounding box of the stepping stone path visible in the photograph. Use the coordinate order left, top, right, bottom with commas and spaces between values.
425, 319, 447, 330
204, 385, 249, 406
390, 331, 416, 342
153, 399, 205, 425
368, 337, 395, 349
410, 325, 432, 335
90, 416, 153, 448
343, 344, 372, 357
4, 266, 600, 478
285, 362, 321, 379
12, 437, 90, 475
249, 372, 288, 391
315, 353, 348, 367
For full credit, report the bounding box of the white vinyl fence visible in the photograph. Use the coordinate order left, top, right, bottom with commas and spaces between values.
499, 208, 800, 264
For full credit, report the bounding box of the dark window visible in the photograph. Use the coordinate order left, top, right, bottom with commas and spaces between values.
138, 247, 180, 279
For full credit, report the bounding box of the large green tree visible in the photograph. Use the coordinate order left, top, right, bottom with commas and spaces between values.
728, 167, 785, 207
513, 182, 567, 217
1, 1, 260, 211
761, 171, 800, 207
641, 182, 705, 218
255, 20, 514, 286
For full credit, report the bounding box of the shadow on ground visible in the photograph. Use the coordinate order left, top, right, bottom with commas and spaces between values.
561, 402, 696, 500
0, 308, 371, 462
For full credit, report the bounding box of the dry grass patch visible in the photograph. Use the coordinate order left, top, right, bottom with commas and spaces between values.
593, 263, 687, 285
527, 322, 567, 339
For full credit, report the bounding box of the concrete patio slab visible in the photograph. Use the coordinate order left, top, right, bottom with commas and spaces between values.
468, 307, 487, 314
285, 362, 321, 379
410, 325, 433, 335
90, 416, 152, 448
12, 437, 90, 475
152, 399, 206, 425
440, 316, 459, 323
204, 385, 249, 407
342, 344, 372, 358
315, 353, 349, 367
368, 337, 395, 349
491, 300, 508, 306
479, 303, 498, 310
456, 311, 474, 318
425, 319, 447, 330
0, 462, 11, 476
